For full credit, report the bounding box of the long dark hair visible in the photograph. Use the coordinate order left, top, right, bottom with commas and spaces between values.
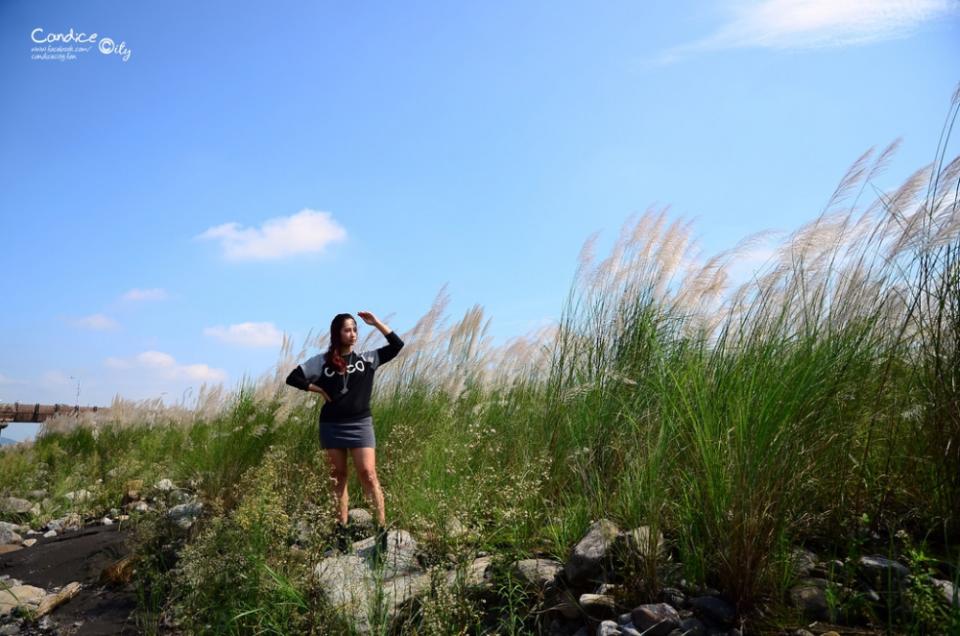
324, 313, 355, 374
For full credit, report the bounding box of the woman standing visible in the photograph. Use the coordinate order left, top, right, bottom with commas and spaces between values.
286, 310, 404, 551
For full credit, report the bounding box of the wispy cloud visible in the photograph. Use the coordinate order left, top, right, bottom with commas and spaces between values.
659, 0, 958, 63
68, 313, 119, 331
203, 322, 284, 348
104, 351, 227, 382
122, 287, 168, 301
195, 208, 348, 262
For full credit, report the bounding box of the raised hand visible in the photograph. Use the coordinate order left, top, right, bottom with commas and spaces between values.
357, 311, 379, 326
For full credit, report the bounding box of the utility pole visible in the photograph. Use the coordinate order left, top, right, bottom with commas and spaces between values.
69, 376, 81, 415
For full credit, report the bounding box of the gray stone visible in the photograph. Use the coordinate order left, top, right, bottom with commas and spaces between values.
789, 579, 829, 622
579, 593, 617, 617
791, 547, 818, 578
169, 489, 194, 504
565, 519, 620, 586
0, 526, 21, 546
688, 595, 736, 626
0, 622, 21, 634
26, 489, 46, 500
42, 530, 56, 538
154, 478, 175, 491
443, 556, 493, 591
0, 522, 22, 534
47, 513, 82, 532
64, 489, 93, 503
0, 498, 31, 515
314, 554, 376, 633
620, 624, 642, 636
859, 555, 909, 580
597, 619, 622, 636
513, 558, 563, 589
932, 578, 958, 608
630, 603, 680, 636
167, 501, 203, 530
596, 583, 621, 596
375, 530, 420, 579
348, 531, 410, 567
0, 584, 45, 617
348, 508, 373, 527
313, 552, 431, 634
617, 611, 633, 625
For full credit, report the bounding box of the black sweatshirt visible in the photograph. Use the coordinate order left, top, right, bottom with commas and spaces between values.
286, 331, 404, 422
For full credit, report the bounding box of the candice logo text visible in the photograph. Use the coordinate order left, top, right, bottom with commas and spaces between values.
30, 27, 132, 62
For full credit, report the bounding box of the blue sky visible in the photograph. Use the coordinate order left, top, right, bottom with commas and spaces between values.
1, 1, 958, 439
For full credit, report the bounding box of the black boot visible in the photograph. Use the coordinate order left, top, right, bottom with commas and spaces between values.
334, 521, 351, 553
372, 522, 388, 564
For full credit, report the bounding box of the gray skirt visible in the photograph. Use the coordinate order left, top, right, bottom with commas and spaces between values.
319, 415, 376, 449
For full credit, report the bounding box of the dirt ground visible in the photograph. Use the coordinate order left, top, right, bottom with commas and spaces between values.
1, 523, 141, 635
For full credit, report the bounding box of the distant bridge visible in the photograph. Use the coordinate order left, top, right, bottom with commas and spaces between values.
0, 403, 110, 429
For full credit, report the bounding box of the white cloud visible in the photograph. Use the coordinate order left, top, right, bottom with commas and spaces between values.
195, 208, 347, 262
660, 0, 958, 62
136, 351, 176, 368
178, 363, 227, 381
122, 288, 168, 301
69, 313, 119, 331
203, 322, 284, 348
103, 351, 227, 382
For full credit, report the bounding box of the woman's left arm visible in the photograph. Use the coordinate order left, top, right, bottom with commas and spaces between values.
357, 311, 404, 366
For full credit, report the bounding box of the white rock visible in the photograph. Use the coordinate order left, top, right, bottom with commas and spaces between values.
933, 578, 958, 608
167, 501, 203, 530
443, 556, 494, 590
155, 478, 175, 491
0, 584, 45, 617
0, 497, 32, 514
565, 519, 620, 586
43, 530, 57, 538
0, 526, 21, 546
513, 558, 563, 589
64, 489, 93, 503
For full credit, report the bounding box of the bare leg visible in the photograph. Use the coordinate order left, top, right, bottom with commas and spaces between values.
350, 447, 385, 526
324, 448, 349, 524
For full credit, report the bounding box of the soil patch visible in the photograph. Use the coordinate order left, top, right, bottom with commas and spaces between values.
1, 523, 141, 635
